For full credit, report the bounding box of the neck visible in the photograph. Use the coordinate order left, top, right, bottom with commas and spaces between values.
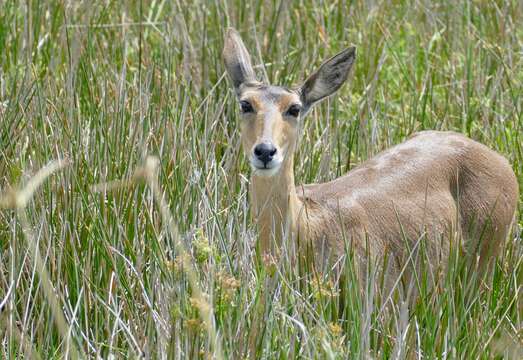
250, 155, 301, 255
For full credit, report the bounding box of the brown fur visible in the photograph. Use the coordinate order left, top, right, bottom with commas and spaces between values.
223, 28, 519, 282
253, 130, 518, 272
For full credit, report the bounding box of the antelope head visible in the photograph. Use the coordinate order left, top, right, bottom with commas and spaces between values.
223, 28, 356, 178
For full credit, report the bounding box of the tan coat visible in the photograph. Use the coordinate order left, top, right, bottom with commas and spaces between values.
223, 28, 519, 284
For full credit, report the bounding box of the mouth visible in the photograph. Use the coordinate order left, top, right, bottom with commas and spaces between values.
250, 161, 282, 177
254, 163, 275, 170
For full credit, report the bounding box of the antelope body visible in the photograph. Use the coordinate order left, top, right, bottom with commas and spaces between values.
223, 28, 519, 275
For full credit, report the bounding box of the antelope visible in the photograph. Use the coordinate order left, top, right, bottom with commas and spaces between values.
223, 28, 519, 280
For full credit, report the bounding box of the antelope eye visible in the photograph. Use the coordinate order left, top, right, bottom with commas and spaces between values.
240, 100, 254, 113
286, 104, 301, 117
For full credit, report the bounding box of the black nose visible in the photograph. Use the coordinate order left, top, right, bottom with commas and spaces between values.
253, 143, 277, 166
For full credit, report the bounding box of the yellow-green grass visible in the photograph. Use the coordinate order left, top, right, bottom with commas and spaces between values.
0, 1, 521, 358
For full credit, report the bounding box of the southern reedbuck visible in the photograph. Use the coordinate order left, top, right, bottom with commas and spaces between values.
223, 28, 518, 277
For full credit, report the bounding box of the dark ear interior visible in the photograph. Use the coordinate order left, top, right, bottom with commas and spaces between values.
300, 47, 356, 110
223, 28, 257, 92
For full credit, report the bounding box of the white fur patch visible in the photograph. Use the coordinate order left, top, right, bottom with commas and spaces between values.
251, 165, 281, 177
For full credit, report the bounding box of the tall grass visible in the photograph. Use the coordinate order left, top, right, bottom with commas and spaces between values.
0, 0, 521, 358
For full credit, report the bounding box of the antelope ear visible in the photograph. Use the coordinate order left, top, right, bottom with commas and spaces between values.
223, 28, 257, 93
299, 47, 356, 111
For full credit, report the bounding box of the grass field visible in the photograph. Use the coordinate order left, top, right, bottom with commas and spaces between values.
0, 0, 522, 358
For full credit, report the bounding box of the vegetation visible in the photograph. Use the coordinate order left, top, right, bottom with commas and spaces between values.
0, 0, 521, 358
